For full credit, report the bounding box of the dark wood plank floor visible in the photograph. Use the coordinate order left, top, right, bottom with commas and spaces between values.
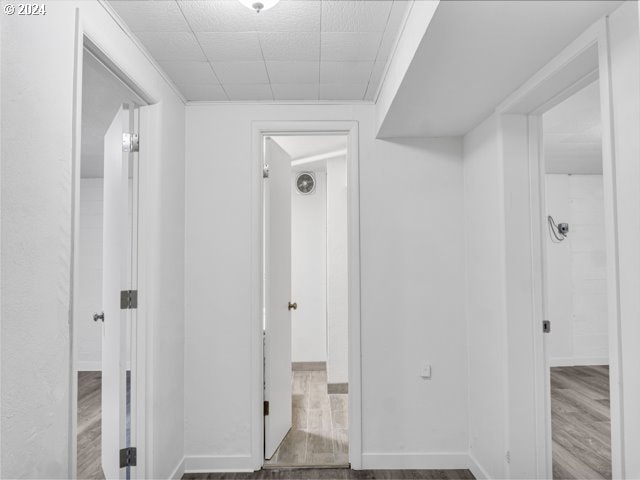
78, 371, 106, 480
183, 469, 475, 479
551, 365, 611, 480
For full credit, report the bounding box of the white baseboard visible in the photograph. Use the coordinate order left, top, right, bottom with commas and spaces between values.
168, 456, 185, 480
361, 452, 469, 470
467, 453, 491, 480
77, 361, 102, 371
184, 455, 255, 473
549, 356, 609, 367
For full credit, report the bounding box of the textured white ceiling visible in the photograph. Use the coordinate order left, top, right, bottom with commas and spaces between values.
108, 0, 409, 102
544, 80, 602, 175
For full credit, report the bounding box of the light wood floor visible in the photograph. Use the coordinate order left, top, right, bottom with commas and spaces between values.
551, 365, 611, 480
78, 371, 106, 480
264, 370, 348, 468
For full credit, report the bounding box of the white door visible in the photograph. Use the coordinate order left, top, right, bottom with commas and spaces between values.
264, 138, 293, 459
102, 106, 132, 479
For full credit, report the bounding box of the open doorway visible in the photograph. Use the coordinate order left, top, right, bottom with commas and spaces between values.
75, 47, 144, 479
541, 80, 612, 479
262, 135, 349, 468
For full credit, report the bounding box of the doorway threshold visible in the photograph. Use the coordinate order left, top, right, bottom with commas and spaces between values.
262, 463, 350, 470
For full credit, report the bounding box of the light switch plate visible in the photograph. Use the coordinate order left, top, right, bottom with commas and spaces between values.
420, 362, 432, 379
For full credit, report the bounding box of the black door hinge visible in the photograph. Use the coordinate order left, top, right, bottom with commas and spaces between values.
120, 290, 138, 309
543, 320, 551, 333
120, 447, 137, 468
264, 400, 269, 416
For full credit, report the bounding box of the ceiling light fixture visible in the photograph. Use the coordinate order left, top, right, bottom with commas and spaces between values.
238, 0, 280, 13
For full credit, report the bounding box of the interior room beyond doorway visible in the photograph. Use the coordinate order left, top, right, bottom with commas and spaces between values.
263, 135, 349, 468
542, 80, 611, 480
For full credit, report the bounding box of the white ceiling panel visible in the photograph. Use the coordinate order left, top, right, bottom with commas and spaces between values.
266, 61, 319, 84
321, 32, 383, 62
364, 61, 385, 100
212, 61, 270, 84
319, 83, 367, 101
135, 31, 206, 61
321, 1, 393, 32
256, 1, 321, 32
158, 61, 220, 85
197, 32, 263, 61
109, 1, 191, 32
320, 61, 373, 84
377, 1, 408, 60
272, 83, 319, 101
180, 84, 229, 101
224, 83, 274, 100
109, 0, 409, 102
178, 0, 258, 32
259, 32, 321, 61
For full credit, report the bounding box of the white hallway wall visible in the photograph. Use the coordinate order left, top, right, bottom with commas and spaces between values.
0, 2, 186, 478
463, 114, 508, 480
545, 174, 608, 367
184, 104, 467, 470
291, 168, 327, 364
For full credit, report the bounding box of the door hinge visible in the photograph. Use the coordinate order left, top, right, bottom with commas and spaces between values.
263, 164, 270, 178
119, 447, 137, 468
543, 320, 551, 333
120, 290, 138, 309
264, 400, 269, 416
123, 133, 139, 153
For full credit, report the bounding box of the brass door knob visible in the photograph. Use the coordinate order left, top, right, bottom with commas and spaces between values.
288, 302, 297, 311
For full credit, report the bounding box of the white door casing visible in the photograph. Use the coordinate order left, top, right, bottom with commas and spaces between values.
263, 138, 293, 459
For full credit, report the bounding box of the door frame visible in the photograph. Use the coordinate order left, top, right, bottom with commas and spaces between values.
497, 18, 624, 479
250, 121, 362, 470
70, 30, 155, 478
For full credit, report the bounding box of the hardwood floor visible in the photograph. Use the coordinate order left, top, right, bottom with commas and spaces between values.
183, 469, 475, 479
551, 365, 611, 480
79, 366, 608, 479
77, 370, 130, 480
78, 371, 105, 480
264, 370, 348, 468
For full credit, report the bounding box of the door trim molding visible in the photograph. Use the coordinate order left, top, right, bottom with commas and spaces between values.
250, 121, 362, 470
497, 18, 624, 479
